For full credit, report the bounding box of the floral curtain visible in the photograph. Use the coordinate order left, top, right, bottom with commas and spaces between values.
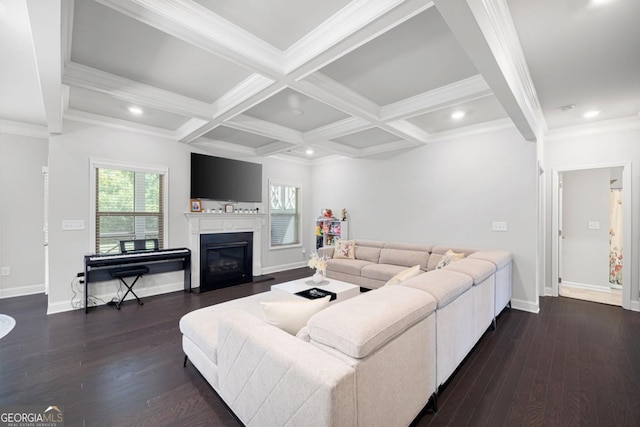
609, 189, 623, 288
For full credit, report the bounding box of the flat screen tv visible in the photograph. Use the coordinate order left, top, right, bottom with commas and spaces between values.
190, 153, 262, 202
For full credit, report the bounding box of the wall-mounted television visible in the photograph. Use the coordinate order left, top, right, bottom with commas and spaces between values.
190, 153, 262, 202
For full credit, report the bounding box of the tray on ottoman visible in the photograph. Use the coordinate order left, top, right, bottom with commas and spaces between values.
295, 287, 337, 301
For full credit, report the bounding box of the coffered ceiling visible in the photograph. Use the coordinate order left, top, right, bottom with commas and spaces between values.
2, 0, 639, 160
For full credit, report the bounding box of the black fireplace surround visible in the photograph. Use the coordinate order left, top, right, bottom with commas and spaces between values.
199, 232, 253, 292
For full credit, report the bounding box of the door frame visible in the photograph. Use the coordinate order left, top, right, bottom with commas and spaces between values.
551, 162, 632, 309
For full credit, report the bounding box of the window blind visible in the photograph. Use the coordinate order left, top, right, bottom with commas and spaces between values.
95, 167, 164, 254
270, 184, 300, 247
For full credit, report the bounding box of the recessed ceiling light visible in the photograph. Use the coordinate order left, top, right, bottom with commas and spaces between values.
583, 110, 601, 118
292, 109, 304, 115
305, 147, 314, 156
451, 111, 465, 120
128, 106, 143, 115
558, 104, 575, 112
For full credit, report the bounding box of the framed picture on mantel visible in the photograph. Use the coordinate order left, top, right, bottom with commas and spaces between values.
190, 199, 202, 212
224, 204, 234, 213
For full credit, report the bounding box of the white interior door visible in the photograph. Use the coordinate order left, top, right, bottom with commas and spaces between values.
43, 167, 49, 295
558, 177, 563, 290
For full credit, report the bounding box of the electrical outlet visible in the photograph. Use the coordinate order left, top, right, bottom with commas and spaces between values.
1, 267, 10, 276
492, 221, 508, 232
301, 248, 306, 254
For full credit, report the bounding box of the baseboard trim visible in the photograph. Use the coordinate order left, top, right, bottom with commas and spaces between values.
261, 261, 307, 275
511, 298, 540, 313
47, 281, 184, 315
0, 284, 45, 299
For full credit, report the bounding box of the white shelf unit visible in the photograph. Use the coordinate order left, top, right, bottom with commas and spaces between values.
315, 218, 349, 249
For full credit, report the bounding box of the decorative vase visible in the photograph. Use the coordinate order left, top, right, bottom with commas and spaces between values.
312, 271, 325, 284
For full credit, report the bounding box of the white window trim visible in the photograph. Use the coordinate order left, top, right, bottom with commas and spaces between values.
268, 179, 303, 250
89, 158, 169, 252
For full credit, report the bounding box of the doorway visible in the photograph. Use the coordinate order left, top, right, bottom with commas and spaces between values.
551, 163, 631, 309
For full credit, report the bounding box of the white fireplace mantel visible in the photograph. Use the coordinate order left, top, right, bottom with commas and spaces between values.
185, 212, 265, 288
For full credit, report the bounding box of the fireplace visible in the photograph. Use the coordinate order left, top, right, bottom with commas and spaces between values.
199, 232, 253, 292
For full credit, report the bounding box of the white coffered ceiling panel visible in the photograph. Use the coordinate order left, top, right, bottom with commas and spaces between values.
244, 89, 350, 132
194, 0, 351, 50
320, 8, 478, 106
509, 0, 640, 129
68, 86, 191, 131
200, 126, 277, 149
408, 95, 508, 133
332, 127, 400, 149
71, 0, 252, 103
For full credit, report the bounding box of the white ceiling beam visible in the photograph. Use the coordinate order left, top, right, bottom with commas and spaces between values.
285, 0, 434, 78
0, 119, 49, 138
383, 120, 430, 144
359, 139, 417, 157
305, 117, 373, 142
434, 0, 544, 142
310, 140, 362, 158
95, 0, 283, 77
224, 114, 303, 145
63, 62, 214, 120
381, 75, 492, 121
27, 0, 63, 134
192, 139, 258, 157
64, 108, 175, 140
175, 118, 211, 142
255, 141, 299, 157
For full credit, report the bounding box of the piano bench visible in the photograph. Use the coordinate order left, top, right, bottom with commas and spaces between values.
110, 266, 150, 278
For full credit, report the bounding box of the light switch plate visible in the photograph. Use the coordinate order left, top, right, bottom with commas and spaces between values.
587, 221, 600, 230
62, 220, 85, 230
492, 221, 508, 232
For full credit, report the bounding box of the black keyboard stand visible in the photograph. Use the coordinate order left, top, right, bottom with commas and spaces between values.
110, 266, 149, 309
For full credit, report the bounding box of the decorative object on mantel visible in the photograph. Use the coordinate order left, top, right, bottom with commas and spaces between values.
307, 253, 328, 284
190, 199, 202, 212
341, 208, 348, 221
224, 204, 234, 213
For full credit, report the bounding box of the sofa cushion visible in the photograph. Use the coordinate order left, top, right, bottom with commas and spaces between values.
384, 265, 422, 286
361, 263, 407, 282
307, 286, 437, 358
444, 258, 496, 284
379, 248, 430, 270
327, 258, 373, 276
399, 269, 473, 309
468, 250, 513, 269
333, 240, 356, 259
262, 296, 331, 335
179, 291, 301, 364
354, 245, 382, 263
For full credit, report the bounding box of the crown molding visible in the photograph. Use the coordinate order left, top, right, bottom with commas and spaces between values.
310, 140, 362, 158
225, 114, 303, 144
545, 116, 640, 142
269, 153, 314, 166
360, 139, 416, 157
211, 74, 278, 119
255, 140, 298, 157
383, 120, 430, 144
95, 0, 283, 76
381, 75, 491, 121
475, 0, 546, 136
425, 117, 515, 143
0, 119, 49, 138
305, 117, 373, 142
63, 62, 213, 120
296, 73, 380, 121
64, 109, 176, 140
191, 138, 258, 157
175, 118, 211, 142
286, 0, 434, 79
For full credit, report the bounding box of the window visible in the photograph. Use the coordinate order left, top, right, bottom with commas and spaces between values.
269, 182, 301, 248
94, 164, 165, 254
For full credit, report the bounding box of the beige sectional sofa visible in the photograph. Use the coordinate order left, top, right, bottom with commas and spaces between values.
179, 239, 513, 426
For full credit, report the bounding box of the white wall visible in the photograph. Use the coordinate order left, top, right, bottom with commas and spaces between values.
46, 121, 311, 313
0, 132, 48, 298
561, 168, 610, 287
545, 126, 640, 309
311, 126, 538, 311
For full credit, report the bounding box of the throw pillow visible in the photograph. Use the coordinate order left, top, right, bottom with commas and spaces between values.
261, 296, 331, 335
385, 264, 422, 286
333, 239, 355, 259
436, 249, 465, 270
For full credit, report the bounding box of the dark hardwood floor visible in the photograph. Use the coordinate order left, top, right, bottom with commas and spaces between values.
2, 272, 640, 426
